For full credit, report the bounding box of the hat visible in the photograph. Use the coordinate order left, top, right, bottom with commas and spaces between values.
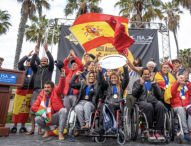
172, 58, 181, 64
0, 57, 4, 61
27, 58, 31, 62
71, 60, 76, 65
186, 105, 191, 115
54, 60, 64, 71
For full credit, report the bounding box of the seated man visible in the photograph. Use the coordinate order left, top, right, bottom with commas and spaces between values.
31, 69, 67, 140
132, 68, 165, 140
171, 75, 191, 141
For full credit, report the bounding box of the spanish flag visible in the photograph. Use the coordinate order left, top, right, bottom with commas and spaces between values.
155, 72, 175, 104
12, 89, 33, 124
70, 13, 134, 54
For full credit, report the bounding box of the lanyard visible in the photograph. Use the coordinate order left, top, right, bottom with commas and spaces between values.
86, 85, 92, 95
28, 68, 32, 75
181, 86, 185, 96
162, 74, 169, 85
106, 77, 109, 83
113, 85, 117, 94
46, 95, 50, 107
144, 81, 150, 91
129, 71, 134, 76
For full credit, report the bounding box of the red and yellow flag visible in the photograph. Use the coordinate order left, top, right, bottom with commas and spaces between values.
70, 13, 134, 53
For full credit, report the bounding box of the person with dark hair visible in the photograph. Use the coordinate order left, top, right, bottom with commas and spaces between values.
62, 50, 84, 112
132, 67, 165, 140
126, 57, 143, 116
171, 74, 191, 141
31, 69, 67, 141
95, 60, 129, 134
69, 70, 99, 130
80, 61, 95, 80
154, 63, 175, 110
27, 43, 54, 135
10, 50, 40, 133
0, 57, 4, 68
84, 53, 95, 65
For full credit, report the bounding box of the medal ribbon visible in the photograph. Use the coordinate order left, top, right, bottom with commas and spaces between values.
162, 74, 169, 85
28, 68, 32, 75
144, 81, 150, 91
180, 86, 185, 96
86, 85, 92, 95
129, 71, 134, 77
113, 85, 117, 95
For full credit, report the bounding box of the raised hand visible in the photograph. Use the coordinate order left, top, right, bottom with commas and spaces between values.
70, 50, 76, 57
183, 71, 188, 79
97, 63, 102, 71
163, 60, 167, 63
150, 72, 155, 82
60, 69, 65, 76
96, 52, 102, 57
76, 71, 82, 76
140, 77, 144, 85
35, 45, 39, 55
43, 43, 48, 52
28, 50, 33, 57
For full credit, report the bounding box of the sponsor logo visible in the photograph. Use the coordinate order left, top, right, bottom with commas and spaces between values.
130, 35, 153, 45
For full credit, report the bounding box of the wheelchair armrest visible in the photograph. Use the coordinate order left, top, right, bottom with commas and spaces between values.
120, 100, 124, 112
97, 100, 103, 109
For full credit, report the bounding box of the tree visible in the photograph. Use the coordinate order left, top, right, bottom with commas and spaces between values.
179, 48, 191, 73
162, 1, 183, 58
114, 0, 163, 28
13, 0, 51, 70
175, 0, 191, 14
0, 10, 12, 35
64, 0, 103, 18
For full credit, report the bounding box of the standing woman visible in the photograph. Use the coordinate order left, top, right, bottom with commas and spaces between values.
69, 71, 99, 129
155, 63, 175, 109
96, 60, 129, 133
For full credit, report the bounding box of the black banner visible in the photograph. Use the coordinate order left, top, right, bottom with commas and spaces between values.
55, 26, 159, 83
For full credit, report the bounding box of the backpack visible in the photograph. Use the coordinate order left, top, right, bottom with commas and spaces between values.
102, 104, 117, 133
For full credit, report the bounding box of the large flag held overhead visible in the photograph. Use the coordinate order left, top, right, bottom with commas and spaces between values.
70, 13, 135, 55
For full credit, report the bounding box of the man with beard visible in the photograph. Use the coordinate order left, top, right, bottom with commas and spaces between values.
126, 57, 143, 115
27, 44, 54, 135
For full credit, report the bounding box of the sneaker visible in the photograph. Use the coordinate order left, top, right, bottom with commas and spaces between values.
155, 130, 165, 140
10, 127, 17, 133
148, 130, 156, 140
184, 133, 191, 141
19, 127, 28, 133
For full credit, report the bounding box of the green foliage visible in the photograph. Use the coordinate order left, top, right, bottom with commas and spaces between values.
0, 10, 12, 35
160, 56, 169, 65
179, 48, 191, 73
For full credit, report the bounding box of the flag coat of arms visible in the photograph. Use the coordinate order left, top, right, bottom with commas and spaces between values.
70, 13, 134, 54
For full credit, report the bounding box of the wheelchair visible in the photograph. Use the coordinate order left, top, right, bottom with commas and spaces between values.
169, 108, 186, 144
129, 103, 171, 143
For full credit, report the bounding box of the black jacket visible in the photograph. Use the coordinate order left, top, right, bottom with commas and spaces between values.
99, 66, 129, 105
132, 79, 162, 102
18, 55, 40, 89
31, 51, 54, 89
69, 74, 100, 107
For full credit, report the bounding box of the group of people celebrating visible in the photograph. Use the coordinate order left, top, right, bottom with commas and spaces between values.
8, 43, 191, 143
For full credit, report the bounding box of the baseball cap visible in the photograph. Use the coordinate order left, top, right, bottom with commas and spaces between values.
172, 58, 181, 64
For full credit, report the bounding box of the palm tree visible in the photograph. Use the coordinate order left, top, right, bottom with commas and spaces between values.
162, 1, 183, 58
14, 0, 51, 70
175, 0, 191, 13
114, 0, 163, 28
0, 10, 12, 35
64, 0, 103, 18
179, 48, 191, 73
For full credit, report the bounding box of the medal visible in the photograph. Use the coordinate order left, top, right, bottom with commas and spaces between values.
148, 91, 151, 94
85, 95, 89, 99
165, 84, 169, 89
181, 96, 185, 100
27, 75, 31, 77
113, 94, 117, 98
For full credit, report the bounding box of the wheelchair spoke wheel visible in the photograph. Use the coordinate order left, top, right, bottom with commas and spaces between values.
95, 136, 106, 144
131, 104, 139, 141
68, 135, 75, 142
123, 107, 131, 141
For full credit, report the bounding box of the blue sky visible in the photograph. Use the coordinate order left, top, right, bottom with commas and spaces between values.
0, 0, 191, 80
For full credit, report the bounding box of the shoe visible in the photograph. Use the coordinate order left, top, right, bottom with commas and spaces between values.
19, 127, 28, 133
184, 133, 191, 141
155, 130, 165, 140
10, 127, 17, 133
148, 130, 156, 140
73, 131, 79, 136
81, 124, 89, 130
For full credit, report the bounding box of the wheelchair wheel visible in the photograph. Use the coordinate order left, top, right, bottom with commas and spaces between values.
95, 136, 106, 144
176, 137, 182, 144
169, 109, 175, 141
166, 113, 171, 137
67, 109, 74, 136
141, 137, 145, 143
131, 104, 139, 141
123, 107, 131, 141
68, 135, 75, 142
117, 130, 126, 145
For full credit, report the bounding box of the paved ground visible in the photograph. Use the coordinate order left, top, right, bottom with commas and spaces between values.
0, 124, 191, 146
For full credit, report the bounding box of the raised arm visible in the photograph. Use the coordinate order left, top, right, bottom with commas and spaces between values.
69, 71, 82, 90
62, 51, 73, 76
132, 79, 143, 98
121, 62, 129, 90
98, 69, 109, 91
18, 56, 28, 70
35, 55, 40, 66
127, 58, 141, 72
30, 46, 39, 73
54, 69, 66, 96
43, 44, 54, 72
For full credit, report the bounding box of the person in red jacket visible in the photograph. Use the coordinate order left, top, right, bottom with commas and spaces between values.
31, 69, 67, 140
62, 50, 83, 112
171, 74, 191, 141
